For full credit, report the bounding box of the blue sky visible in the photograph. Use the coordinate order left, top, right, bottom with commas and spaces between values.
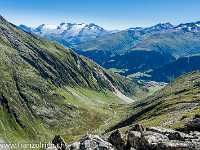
1, 0, 200, 30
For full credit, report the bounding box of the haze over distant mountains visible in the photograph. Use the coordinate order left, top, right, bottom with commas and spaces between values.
18, 21, 200, 48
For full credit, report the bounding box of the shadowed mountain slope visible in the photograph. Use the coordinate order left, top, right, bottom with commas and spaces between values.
138, 55, 200, 82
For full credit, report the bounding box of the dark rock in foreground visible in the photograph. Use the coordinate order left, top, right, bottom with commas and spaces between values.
108, 129, 126, 150
45, 135, 67, 150
46, 116, 200, 150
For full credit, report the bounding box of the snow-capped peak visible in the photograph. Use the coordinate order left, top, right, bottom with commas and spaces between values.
29, 23, 98, 36
18, 22, 109, 47
174, 21, 200, 32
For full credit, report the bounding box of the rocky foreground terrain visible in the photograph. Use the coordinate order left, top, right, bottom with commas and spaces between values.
45, 114, 200, 150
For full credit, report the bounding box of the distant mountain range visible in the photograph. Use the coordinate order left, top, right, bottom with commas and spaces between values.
18, 23, 118, 47
73, 21, 200, 82
129, 22, 174, 32
18, 21, 200, 49
129, 21, 200, 33
74, 21, 200, 58
18, 21, 200, 83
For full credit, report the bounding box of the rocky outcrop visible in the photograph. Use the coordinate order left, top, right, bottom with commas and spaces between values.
108, 129, 126, 150
142, 131, 169, 149
69, 142, 80, 150
127, 123, 200, 150
176, 114, 200, 134
127, 131, 147, 150
130, 124, 144, 133
70, 134, 116, 150
186, 115, 200, 132
46, 116, 200, 150
146, 127, 194, 141
160, 140, 195, 150
45, 134, 116, 150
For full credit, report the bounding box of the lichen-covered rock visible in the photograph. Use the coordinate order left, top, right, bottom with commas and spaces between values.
146, 127, 177, 135
187, 118, 200, 131
146, 127, 179, 140
141, 131, 169, 149
191, 139, 200, 150
177, 132, 196, 141
146, 127, 195, 141
194, 114, 200, 119
80, 134, 116, 150
44, 135, 69, 150
108, 129, 126, 150
189, 131, 200, 139
127, 131, 141, 149
159, 140, 195, 150
47, 125, 200, 150
127, 131, 148, 150
69, 142, 80, 150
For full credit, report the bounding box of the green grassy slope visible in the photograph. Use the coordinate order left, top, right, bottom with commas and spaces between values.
74, 30, 147, 52
107, 70, 200, 133
0, 15, 149, 145
74, 30, 149, 65
76, 29, 200, 59
130, 31, 200, 58
74, 29, 200, 76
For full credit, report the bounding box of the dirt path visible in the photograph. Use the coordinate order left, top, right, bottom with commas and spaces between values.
94, 104, 117, 135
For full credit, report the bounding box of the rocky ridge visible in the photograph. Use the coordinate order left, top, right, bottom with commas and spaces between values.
45, 115, 200, 150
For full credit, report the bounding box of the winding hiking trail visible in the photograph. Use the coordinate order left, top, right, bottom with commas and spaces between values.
94, 104, 117, 135
69, 104, 117, 144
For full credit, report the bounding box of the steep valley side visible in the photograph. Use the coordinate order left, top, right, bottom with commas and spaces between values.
0, 15, 149, 145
